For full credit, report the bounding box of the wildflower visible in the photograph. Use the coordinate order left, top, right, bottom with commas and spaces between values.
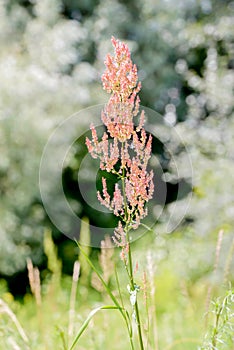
86, 36, 154, 234
112, 221, 129, 262
85, 37, 152, 349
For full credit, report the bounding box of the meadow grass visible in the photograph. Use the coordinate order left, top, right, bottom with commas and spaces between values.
0, 226, 233, 350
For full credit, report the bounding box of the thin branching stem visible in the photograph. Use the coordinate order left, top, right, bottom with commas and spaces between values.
114, 266, 134, 349
77, 242, 134, 350
120, 143, 145, 350
126, 229, 145, 350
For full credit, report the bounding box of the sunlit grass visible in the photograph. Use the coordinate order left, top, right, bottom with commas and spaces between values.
0, 226, 233, 349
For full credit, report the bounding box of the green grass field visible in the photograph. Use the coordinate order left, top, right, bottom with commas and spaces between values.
0, 227, 233, 350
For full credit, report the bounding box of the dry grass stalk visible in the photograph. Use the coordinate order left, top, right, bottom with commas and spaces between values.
0, 298, 29, 347
223, 234, 234, 284
214, 229, 224, 273
68, 260, 80, 342
79, 218, 91, 287
99, 235, 114, 282
142, 270, 150, 349
204, 229, 224, 329
142, 271, 147, 305
146, 251, 159, 350
8, 337, 21, 350
26, 258, 41, 306
91, 235, 114, 292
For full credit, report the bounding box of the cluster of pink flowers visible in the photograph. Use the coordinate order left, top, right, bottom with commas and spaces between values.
86, 37, 154, 245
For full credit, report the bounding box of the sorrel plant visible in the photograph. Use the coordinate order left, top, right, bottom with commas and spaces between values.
73, 37, 154, 350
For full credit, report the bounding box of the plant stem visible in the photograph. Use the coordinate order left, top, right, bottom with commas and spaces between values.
126, 230, 145, 350
77, 242, 134, 349
120, 142, 144, 350
115, 267, 135, 350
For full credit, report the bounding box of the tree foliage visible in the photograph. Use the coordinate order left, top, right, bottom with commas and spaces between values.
0, 0, 233, 278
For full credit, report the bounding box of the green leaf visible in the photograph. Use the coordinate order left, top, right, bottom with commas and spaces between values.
76, 241, 122, 310
76, 241, 134, 349
69, 305, 119, 350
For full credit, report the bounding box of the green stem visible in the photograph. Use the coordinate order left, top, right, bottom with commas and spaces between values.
120, 142, 144, 350
77, 242, 134, 349
115, 267, 134, 350
126, 230, 145, 350
212, 304, 222, 349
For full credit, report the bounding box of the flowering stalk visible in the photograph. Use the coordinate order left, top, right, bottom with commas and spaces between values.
86, 37, 154, 349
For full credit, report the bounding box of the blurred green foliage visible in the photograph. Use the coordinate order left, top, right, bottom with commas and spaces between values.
0, 0, 233, 288
0, 228, 233, 349
0, 1, 234, 348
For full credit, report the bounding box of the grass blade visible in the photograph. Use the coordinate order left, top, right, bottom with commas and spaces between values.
56, 326, 68, 350
0, 299, 30, 347
69, 305, 119, 350
76, 241, 121, 309
76, 241, 134, 349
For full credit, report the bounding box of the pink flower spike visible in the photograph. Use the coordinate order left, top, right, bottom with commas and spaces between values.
90, 123, 96, 137
136, 110, 145, 132
97, 177, 111, 209
85, 137, 93, 154
112, 183, 124, 216
86, 37, 154, 234
102, 177, 110, 203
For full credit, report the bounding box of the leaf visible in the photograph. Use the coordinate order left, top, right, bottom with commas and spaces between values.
76, 241, 133, 349
69, 305, 119, 350
76, 241, 122, 309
